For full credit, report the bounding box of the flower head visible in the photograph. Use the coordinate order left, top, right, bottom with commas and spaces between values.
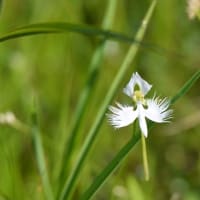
107, 72, 172, 137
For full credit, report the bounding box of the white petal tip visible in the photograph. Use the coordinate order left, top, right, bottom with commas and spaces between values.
143, 131, 148, 138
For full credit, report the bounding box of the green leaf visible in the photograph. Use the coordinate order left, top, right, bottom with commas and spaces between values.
81, 133, 141, 200
57, 0, 117, 195
0, 22, 135, 43
0, 22, 176, 59
170, 70, 200, 104
58, 1, 157, 200
31, 100, 54, 200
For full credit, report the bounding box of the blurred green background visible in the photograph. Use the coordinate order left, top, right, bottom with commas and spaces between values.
0, 0, 200, 199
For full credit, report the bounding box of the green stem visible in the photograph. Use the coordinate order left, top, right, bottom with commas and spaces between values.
81, 133, 141, 200
57, 0, 117, 190
141, 133, 149, 181
31, 103, 54, 200
59, 1, 157, 200
170, 70, 200, 105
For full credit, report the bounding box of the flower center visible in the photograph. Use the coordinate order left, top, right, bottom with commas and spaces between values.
133, 90, 146, 105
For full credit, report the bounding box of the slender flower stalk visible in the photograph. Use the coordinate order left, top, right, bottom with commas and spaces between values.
141, 133, 149, 181
107, 72, 172, 180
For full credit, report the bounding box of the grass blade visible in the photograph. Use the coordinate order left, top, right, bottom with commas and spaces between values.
170, 70, 200, 104
31, 102, 54, 200
57, 0, 117, 192
58, 1, 157, 200
0, 22, 181, 61
81, 69, 200, 200
81, 133, 141, 200
0, 22, 135, 44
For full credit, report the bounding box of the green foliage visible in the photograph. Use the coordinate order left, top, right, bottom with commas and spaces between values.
0, 0, 200, 200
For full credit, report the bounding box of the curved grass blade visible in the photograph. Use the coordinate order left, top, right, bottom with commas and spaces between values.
31, 101, 54, 200
0, 22, 135, 43
81, 133, 141, 200
57, 0, 117, 194
81, 69, 200, 200
170, 70, 200, 105
0, 22, 185, 62
58, 1, 157, 200
1, 22, 168, 61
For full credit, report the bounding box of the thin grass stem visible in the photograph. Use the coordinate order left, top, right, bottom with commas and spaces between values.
57, 0, 117, 191
31, 102, 54, 200
59, 1, 157, 200
170, 70, 200, 105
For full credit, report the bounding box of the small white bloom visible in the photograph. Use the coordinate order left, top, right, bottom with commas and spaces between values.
107, 72, 172, 137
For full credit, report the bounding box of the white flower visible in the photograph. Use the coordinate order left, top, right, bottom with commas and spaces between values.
107, 72, 172, 137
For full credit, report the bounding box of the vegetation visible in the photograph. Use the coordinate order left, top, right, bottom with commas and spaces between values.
0, 0, 200, 199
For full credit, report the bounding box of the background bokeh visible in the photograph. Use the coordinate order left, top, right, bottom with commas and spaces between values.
0, 0, 200, 199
